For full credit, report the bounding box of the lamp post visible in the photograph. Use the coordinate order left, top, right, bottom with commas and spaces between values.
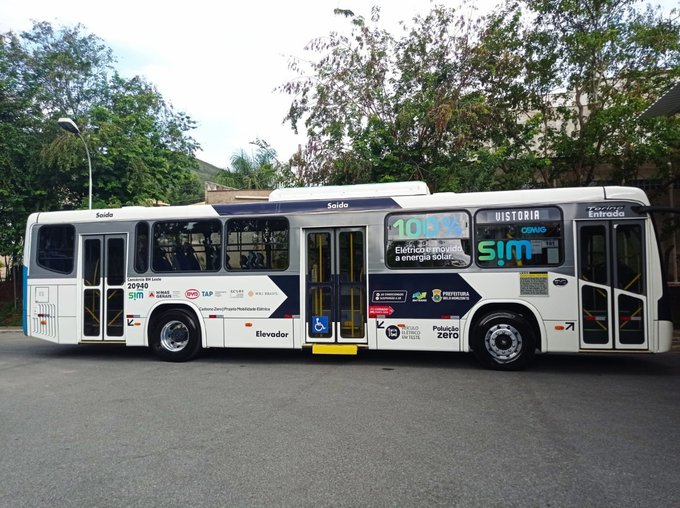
58, 117, 92, 210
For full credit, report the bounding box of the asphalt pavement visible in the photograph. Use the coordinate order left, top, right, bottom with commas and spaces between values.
1, 332, 680, 507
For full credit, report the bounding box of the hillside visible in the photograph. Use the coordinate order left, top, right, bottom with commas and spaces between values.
195, 159, 224, 183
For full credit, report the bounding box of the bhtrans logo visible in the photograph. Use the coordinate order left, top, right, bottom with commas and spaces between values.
478, 240, 532, 266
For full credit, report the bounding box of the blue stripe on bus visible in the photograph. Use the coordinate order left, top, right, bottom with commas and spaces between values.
22, 265, 27, 336
269, 275, 300, 318
212, 197, 401, 216
368, 273, 481, 319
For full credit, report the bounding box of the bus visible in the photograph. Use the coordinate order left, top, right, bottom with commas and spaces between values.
22, 181, 674, 370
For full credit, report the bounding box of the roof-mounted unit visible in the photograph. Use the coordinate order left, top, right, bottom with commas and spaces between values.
268, 181, 430, 202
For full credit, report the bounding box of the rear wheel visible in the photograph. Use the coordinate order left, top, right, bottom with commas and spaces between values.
150, 309, 201, 362
472, 311, 536, 370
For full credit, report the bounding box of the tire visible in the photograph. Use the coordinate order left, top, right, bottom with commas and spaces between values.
471, 311, 536, 370
150, 308, 202, 362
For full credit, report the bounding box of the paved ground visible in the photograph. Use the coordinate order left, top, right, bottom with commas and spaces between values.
1, 332, 679, 507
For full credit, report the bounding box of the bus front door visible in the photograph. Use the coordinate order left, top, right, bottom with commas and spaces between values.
577, 221, 648, 350
81, 234, 127, 341
305, 228, 367, 344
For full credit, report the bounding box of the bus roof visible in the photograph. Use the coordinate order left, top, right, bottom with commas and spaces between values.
269, 181, 430, 201
28, 185, 649, 224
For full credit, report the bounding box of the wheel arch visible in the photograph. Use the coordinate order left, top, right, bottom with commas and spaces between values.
464, 300, 545, 353
146, 301, 206, 347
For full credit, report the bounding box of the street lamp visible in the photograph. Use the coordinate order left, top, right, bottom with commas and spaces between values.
58, 117, 92, 210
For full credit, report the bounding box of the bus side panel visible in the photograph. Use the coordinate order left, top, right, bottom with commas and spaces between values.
461, 272, 579, 353
22, 214, 38, 337
657, 320, 673, 352
27, 282, 59, 343
375, 318, 461, 351
646, 218, 672, 353
225, 318, 294, 348
543, 321, 579, 353
57, 284, 78, 344
204, 317, 223, 348
22, 265, 28, 336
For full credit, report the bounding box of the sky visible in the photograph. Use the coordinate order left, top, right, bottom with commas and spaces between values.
0, 0, 677, 169
0, 0, 450, 168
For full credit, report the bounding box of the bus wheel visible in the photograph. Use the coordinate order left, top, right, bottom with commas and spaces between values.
150, 309, 201, 362
472, 311, 536, 370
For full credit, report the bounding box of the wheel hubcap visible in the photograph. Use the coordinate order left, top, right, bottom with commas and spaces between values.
160, 320, 189, 352
485, 323, 522, 363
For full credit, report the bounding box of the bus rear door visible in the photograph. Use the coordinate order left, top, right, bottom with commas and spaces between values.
80, 234, 127, 341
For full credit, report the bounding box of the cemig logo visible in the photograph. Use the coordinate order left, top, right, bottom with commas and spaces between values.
185, 289, 200, 299
520, 226, 547, 234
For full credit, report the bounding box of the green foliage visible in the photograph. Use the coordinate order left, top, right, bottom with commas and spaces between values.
0, 21, 202, 271
281, 1, 679, 194
194, 159, 223, 184
0, 301, 21, 326
281, 5, 543, 192
520, 0, 680, 186
216, 140, 299, 189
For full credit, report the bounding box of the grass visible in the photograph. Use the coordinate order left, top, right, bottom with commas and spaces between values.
0, 300, 22, 327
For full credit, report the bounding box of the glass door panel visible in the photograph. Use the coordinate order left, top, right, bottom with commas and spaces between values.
307, 232, 334, 340
577, 221, 647, 350
81, 235, 127, 341
305, 228, 367, 343
613, 223, 646, 349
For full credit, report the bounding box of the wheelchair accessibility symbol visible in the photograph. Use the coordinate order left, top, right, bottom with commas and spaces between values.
312, 315, 329, 334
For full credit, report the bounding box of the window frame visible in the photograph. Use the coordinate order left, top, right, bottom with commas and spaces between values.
36, 224, 76, 274
474, 206, 565, 269
134, 222, 149, 274
151, 219, 222, 273
225, 216, 290, 272
384, 209, 472, 270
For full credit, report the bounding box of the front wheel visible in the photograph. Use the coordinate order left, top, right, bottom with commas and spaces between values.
471, 311, 536, 370
150, 309, 202, 362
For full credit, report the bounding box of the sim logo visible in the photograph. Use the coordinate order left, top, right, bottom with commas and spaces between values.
477, 240, 533, 267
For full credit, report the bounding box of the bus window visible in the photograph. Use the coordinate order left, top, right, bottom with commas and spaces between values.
152, 220, 221, 272
135, 222, 149, 273
37, 225, 75, 274
579, 225, 607, 284
385, 211, 470, 268
616, 224, 644, 294
225, 218, 289, 271
475, 207, 563, 268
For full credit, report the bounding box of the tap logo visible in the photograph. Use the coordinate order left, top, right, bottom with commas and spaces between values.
478, 240, 532, 267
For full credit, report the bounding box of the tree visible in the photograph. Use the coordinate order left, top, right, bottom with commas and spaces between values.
281, 5, 542, 192
516, 0, 680, 187
216, 140, 293, 189
281, 2, 679, 193
0, 21, 202, 275
85, 74, 202, 206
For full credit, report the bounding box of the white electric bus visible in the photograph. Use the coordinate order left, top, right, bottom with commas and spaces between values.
22, 181, 674, 369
